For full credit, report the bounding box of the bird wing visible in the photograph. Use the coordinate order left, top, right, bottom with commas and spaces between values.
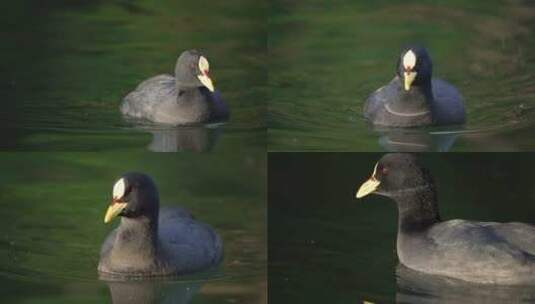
121, 74, 176, 119
430, 220, 535, 255
430, 78, 465, 124
158, 207, 223, 265
158, 206, 194, 222
429, 219, 531, 257
491, 222, 535, 256
424, 219, 535, 282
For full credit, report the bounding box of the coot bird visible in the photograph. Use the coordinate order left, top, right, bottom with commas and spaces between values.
364, 46, 465, 127
356, 154, 535, 284
121, 50, 229, 125
98, 172, 223, 277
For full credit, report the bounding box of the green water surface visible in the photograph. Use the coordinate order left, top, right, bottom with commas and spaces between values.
269, 0, 535, 151
0, 151, 266, 303
0, 0, 266, 151
269, 153, 535, 303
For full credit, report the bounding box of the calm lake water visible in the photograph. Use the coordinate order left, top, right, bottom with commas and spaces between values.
0, 152, 266, 303
269, 153, 535, 303
269, 0, 535, 151
0, 0, 266, 152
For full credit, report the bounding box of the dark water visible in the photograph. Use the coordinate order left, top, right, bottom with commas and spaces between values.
269, 0, 535, 151
0, 152, 266, 303
268, 153, 535, 303
0, 0, 266, 152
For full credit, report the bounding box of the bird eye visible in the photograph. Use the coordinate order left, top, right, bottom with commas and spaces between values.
377, 164, 388, 175
125, 185, 132, 194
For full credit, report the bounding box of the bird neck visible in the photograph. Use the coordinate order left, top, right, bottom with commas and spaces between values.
393, 186, 441, 234
175, 80, 199, 92
175, 68, 200, 92
114, 216, 159, 257
176, 85, 212, 109
387, 79, 433, 116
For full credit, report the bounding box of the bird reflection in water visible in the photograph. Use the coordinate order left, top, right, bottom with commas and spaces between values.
124, 116, 224, 152
396, 265, 535, 304
102, 277, 201, 304
147, 125, 223, 152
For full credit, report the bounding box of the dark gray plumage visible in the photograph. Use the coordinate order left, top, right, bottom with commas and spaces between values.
121, 50, 229, 125
357, 154, 535, 285
98, 172, 223, 277
364, 46, 465, 127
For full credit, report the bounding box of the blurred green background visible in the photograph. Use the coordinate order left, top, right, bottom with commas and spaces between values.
269, 0, 535, 151
0, 0, 266, 151
0, 151, 266, 303
269, 153, 535, 303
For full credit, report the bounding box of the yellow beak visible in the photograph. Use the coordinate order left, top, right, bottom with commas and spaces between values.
197, 74, 215, 92
104, 202, 128, 223
356, 162, 381, 198
356, 177, 381, 198
403, 71, 417, 91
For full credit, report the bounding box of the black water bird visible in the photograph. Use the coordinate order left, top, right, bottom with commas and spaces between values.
357, 154, 535, 284
364, 46, 465, 127
98, 172, 223, 277
121, 50, 229, 125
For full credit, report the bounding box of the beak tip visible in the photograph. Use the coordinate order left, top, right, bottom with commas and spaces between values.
198, 74, 215, 92
403, 72, 417, 91
103, 202, 127, 224
355, 179, 380, 200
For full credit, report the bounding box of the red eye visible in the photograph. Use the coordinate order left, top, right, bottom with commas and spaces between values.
378, 164, 388, 175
